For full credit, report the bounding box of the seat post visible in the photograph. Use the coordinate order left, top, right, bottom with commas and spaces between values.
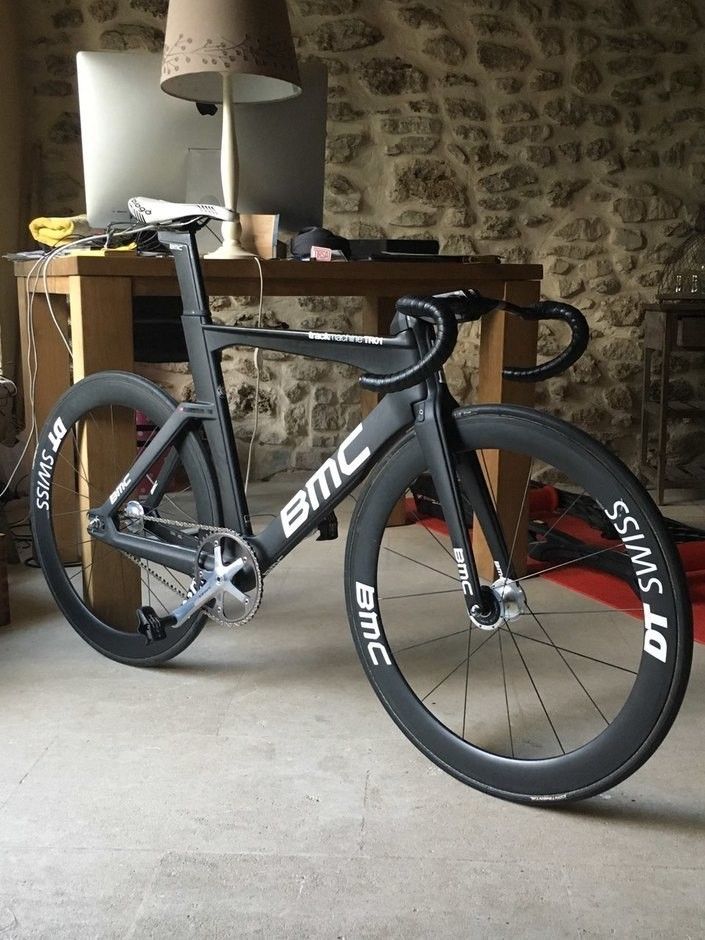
157, 228, 211, 320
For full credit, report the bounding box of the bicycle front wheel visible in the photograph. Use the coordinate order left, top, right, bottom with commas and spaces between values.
31, 371, 221, 666
345, 405, 692, 803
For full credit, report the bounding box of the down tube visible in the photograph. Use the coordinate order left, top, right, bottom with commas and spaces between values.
252, 387, 423, 573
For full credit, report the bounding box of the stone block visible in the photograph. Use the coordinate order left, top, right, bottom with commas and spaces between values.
495, 77, 523, 94
390, 210, 438, 227
650, 0, 700, 31
48, 112, 81, 145
297, 0, 360, 12
355, 58, 428, 95
310, 18, 382, 51
555, 217, 609, 242
613, 228, 646, 251
453, 125, 489, 144
326, 133, 367, 164
89, 1, 118, 21
606, 56, 654, 77
557, 141, 582, 162
670, 65, 702, 94
544, 96, 586, 127
477, 41, 531, 72
130, 0, 168, 16
52, 8, 84, 28
386, 136, 438, 155
571, 61, 602, 95
478, 195, 518, 211
444, 99, 487, 121
593, 0, 640, 28
545, 179, 588, 208
572, 30, 600, 55
497, 101, 537, 123
390, 159, 466, 206
397, 4, 446, 29
100, 25, 164, 52
381, 116, 442, 135
500, 124, 552, 144
441, 72, 479, 87
477, 165, 538, 193
478, 216, 520, 239
422, 36, 466, 66
529, 70, 562, 91
328, 102, 364, 122
533, 26, 565, 58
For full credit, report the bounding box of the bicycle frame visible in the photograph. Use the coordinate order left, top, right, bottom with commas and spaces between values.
88, 228, 511, 606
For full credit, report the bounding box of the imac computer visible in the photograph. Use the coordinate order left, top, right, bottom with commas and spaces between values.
76, 52, 327, 239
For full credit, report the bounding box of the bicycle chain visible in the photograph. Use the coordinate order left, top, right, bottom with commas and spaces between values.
118, 516, 261, 627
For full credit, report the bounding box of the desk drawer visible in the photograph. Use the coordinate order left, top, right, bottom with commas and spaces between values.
678, 316, 705, 348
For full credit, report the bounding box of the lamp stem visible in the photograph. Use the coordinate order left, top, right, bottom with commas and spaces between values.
206, 71, 251, 259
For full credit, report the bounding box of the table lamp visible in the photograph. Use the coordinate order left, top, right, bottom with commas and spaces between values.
161, 0, 301, 259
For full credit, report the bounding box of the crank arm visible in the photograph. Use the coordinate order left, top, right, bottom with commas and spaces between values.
169, 546, 247, 629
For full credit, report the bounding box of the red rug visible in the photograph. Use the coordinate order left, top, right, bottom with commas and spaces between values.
407, 490, 705, 644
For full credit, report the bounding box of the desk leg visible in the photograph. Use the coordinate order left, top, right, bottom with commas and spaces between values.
639, 346, 652, 473
16, 281, 76, 559
474, 281, 539, 580
68, 275, 141, 629
363, 296, 407, 526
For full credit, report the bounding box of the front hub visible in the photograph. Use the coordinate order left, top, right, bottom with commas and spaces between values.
470, 578, 526, 631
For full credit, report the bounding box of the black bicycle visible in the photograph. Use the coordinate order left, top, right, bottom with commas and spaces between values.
30, 199, 692, 804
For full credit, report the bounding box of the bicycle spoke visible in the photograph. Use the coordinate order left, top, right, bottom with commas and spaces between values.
502, 618, 566, 755
522, 597, 609, 725
382, 546, 457, 583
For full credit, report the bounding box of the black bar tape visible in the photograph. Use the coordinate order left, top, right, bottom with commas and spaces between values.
359, 295, 458, 393
502, 300, 589, 383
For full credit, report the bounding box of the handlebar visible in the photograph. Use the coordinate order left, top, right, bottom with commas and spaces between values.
358, 289, 589, 393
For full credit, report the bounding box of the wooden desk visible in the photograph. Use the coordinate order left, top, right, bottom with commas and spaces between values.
639, 301, 705, 504
15, 255, 542, 586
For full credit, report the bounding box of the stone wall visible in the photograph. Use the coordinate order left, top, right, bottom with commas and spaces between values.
19, 0, 705, 474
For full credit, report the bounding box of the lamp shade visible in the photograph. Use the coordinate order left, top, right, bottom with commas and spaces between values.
161, 0, 301, 104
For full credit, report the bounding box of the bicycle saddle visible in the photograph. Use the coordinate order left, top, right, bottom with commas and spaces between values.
128, 196, 234, 226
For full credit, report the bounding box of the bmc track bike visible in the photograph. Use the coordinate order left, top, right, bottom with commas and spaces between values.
30, 199, 692, 804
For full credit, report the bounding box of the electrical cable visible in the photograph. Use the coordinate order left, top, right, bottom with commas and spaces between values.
0, 228, 152, 502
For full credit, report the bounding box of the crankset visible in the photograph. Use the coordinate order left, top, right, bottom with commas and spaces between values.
114, 511, 263, 638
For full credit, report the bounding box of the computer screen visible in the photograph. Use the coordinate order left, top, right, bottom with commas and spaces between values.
76, 52, 327, 235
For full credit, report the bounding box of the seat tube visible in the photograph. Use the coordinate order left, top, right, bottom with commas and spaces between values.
159, 228, 252, 536
158, 228, 211, 318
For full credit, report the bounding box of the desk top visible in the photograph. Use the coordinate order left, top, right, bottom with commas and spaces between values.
14, 255, 542, 299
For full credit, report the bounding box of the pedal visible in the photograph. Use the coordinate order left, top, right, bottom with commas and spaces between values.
316, 512, 338, 541
136, 606, 175, 643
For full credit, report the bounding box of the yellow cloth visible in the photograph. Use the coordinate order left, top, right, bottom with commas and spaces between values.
29, 214, 94, 247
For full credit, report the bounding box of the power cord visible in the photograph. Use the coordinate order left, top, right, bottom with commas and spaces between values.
1, 227, 156, 502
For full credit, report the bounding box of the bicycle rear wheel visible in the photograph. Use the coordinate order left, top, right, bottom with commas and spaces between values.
345, 405, 692, 803
31, 372, 220, 665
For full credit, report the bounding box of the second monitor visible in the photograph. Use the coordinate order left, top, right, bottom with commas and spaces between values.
77, 52, 328, 236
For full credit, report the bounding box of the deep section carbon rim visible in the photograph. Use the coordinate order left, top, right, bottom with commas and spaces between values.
31, 373, 219, 664
345, 407, 691, 802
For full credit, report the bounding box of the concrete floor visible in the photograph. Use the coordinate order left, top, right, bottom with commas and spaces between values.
0, 483, 704, 938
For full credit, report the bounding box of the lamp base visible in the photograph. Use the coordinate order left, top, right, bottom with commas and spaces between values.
205, 242, 254, 260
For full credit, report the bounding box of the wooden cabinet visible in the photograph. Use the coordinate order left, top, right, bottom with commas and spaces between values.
639, 302, 705, 504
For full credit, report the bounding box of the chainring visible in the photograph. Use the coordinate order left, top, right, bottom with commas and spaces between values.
192, 530, 263, 626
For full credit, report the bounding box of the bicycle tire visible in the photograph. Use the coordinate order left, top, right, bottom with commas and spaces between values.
344, 404, 692, 803
31, 371, 221, 666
